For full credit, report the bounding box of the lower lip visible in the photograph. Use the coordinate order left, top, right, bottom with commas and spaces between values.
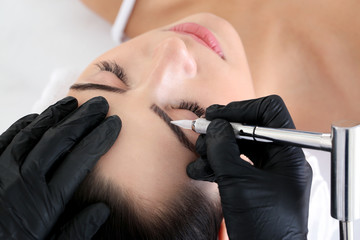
169, 23, 225, 59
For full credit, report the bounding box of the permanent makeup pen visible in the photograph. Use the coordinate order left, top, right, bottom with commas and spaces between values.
172, 118, 360, 240
171, 118, 332, 151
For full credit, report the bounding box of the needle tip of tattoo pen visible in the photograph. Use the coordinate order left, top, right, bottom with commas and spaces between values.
170, 120, 193, 130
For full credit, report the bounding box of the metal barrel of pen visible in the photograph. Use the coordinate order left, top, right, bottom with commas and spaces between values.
231, 122, 360, 240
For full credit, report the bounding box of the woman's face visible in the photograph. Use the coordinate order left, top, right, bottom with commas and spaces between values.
68, 13, 254, 205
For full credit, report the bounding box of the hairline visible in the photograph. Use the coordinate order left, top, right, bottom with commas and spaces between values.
73, 165, 223, 239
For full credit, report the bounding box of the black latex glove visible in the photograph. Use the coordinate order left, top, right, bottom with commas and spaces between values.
0, 96, 121, 240
187, 95, 312, 240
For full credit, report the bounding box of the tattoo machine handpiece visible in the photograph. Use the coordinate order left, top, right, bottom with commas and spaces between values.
171, 118, 360, 240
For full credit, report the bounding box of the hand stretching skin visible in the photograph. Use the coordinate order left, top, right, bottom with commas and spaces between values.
0, 96, 121, 240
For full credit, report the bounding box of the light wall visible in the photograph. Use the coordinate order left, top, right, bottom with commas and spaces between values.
0, 0, 117, 132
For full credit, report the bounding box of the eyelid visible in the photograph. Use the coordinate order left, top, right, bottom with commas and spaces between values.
173, 101, 205, 117
96, 61, 130, 87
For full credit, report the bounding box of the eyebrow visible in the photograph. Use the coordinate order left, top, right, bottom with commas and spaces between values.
70, 83, 126, 93
69, 83, 196, 152
150, 104, 196, 152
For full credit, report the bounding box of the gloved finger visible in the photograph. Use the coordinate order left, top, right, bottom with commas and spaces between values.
187, 157, 215, 182
196, 133, 266, 168
206, 95, 295, 129
205, 119, 251, 179
21, 97, 109, 180
55, 203, 110, 240
234, 138, 270, 168
0, 114, 38, 154
206, 95, 298, 168
0, 97, 78, 168
194, 126, 262, 168
48, 115, 121, 206
263, 145, 310, 177
195, 134, 207, 158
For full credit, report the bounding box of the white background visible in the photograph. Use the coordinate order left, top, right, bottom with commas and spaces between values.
0, 0, 116, 133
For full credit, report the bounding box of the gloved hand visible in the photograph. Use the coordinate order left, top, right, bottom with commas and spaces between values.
187, 95, 312, 240
0, 96, 121, 240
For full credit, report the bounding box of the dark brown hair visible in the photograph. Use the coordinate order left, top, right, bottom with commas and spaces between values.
59, 167, 223, 239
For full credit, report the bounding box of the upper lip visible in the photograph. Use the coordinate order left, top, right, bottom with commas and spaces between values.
169, 22, 225, 59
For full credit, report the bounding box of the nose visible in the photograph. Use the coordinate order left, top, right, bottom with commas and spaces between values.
146, 37, 197, 102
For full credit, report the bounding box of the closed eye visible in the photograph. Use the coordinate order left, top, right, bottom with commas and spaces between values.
173, 101, 205, 117
96, 61, 129, 87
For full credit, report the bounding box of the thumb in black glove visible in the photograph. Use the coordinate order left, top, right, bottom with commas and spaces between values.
187, 95, 312, 240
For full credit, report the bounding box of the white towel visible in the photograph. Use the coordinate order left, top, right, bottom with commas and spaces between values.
32, 68, 80, 113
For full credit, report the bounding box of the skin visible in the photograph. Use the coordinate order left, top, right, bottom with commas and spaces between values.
81, 0, 360, 132
68, 13, 254, 238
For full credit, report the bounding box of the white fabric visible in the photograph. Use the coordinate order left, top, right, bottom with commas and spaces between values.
31, 69, 80, 113
0, 0, 117, 134
305, 150, 338, 240
111, 0, 136, 43
31, 72, 340, 239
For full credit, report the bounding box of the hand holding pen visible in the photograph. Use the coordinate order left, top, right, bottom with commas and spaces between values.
187, 95, 313, 240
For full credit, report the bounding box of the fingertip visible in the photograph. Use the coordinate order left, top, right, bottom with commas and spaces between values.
85, 96, 109, 115
195, 134, 207, 156
105, 115, 122, 137
205, 104, 225, 120
267, 94, 285, 105
107, 114, 121, 124
76, 203, 110, 239
94, 202, 110, 221
92, 96, 108, 106
186, 160, 197, 178
58, 96, 77, 104
187, 158, 215, 181
55, 96, 78, 110
39, 97, 78, 120
260, 95, 295, 128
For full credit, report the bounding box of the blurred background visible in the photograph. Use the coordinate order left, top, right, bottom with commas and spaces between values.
0, 0, 117, 133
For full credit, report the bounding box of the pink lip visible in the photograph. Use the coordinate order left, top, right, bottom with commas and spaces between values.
169, 23, 225, 59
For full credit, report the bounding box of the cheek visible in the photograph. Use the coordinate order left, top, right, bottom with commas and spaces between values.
204, 70, 255, 104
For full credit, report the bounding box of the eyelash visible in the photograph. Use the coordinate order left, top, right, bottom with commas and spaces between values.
96, 61, 204, 117
175, 101, 205, 117
96, 61, 129, 86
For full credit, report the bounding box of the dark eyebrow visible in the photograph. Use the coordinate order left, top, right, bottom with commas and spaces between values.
69, 84, 195, 152
150, 104, 196, 153
70, 83, 126, 93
